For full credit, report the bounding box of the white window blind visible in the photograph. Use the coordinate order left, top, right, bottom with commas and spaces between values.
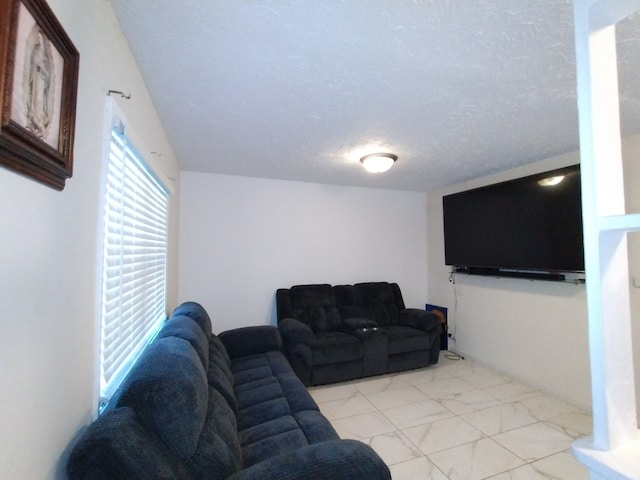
99, 127, 169, 402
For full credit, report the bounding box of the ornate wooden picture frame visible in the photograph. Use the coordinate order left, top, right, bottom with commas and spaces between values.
0, 0, 79, 190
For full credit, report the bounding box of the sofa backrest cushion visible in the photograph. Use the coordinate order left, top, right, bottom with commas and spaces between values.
210, 335, 232, 367
287, 284, 342, 333
170, 301, 212, 340
66, 407, 192, 480
353, 282, 405, 326
159, 315, 210, 368
190, 386, 243, 478
115, 337, 209, 458
208, 335, 238, 415
114, 336, 242, 477
333, 285, 360, 319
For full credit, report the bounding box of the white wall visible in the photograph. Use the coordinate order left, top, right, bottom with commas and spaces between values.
0, 1, 180, 478
179, 172, 428, 332
427, 152, 592, 411
424, 134, 640, 416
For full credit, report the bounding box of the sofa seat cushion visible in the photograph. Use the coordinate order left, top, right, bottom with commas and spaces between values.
241, 421, 310, 467
237, 409, 336, 446
311, 332, 363, 366
239, 415, 300, 446
232, 352, 315, 411
277, 372, 319, 412
229, 349, 340, 468
237, 408, 338, 468
235, 374, 316, 414
384, 325, 431, 355
293, 410, 338, 443
236, 378, 286, 411
233, 351, 292, 380
233, 352, 319, 429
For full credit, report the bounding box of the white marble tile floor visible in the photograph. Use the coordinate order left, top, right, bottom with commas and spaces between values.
309, 351, 591, 480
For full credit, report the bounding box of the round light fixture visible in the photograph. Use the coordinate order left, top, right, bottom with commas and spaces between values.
537, 175, 565, 187
360, 153, 397, 173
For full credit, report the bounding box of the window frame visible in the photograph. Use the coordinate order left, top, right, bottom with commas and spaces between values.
95, 97, 170, 411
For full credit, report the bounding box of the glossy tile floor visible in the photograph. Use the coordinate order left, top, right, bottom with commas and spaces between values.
309, 351, 592, 480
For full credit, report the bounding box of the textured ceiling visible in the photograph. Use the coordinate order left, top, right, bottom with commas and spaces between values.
109, 0, 640, 192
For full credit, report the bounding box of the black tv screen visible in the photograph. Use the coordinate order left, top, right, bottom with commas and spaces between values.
443, 164, 584, 275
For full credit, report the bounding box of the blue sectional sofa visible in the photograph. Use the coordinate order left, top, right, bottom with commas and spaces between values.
66, 302, 390, 480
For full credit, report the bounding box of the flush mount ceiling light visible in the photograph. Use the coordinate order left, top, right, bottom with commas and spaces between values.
360, 153, 397, 173
537, 175, 565, 187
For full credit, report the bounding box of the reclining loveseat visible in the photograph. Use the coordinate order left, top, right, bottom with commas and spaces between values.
276, 282, 442, 386
66, 302, 390, 479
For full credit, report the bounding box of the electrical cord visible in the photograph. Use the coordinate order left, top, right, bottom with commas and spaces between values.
448, 268, 458, 342
444, 268, 464, 360
444, 351, 465, 361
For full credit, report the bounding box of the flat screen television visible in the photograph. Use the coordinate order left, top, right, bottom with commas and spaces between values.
442, 164, 584, 280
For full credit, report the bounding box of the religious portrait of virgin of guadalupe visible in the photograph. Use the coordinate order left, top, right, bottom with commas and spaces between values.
23, 25, 55, 142
8, 2, 64, 151
1, 0, 79, 190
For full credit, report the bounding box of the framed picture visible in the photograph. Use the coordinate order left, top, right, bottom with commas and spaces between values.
0, 0, 79, 190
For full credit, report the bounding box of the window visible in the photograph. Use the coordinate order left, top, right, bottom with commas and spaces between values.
98, 123, 169, 405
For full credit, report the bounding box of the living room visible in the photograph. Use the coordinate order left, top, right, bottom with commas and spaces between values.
0, 1, 638, 479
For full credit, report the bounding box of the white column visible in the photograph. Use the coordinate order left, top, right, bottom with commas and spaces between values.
572, 0, 640, 478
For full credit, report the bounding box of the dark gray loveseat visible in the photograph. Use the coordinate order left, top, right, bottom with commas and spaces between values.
277, 282, 442, 386
66, 302, 390, 480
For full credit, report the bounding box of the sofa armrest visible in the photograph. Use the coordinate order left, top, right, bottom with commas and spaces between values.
278, 318, 314, 346
277, 318, 314, 384
342, 317, 379, 333
219, 326, 282, 359
226, 439, 390, 480
399, 308, 442, 334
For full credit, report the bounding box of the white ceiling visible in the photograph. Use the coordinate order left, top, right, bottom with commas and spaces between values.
109, 0, 640, 192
